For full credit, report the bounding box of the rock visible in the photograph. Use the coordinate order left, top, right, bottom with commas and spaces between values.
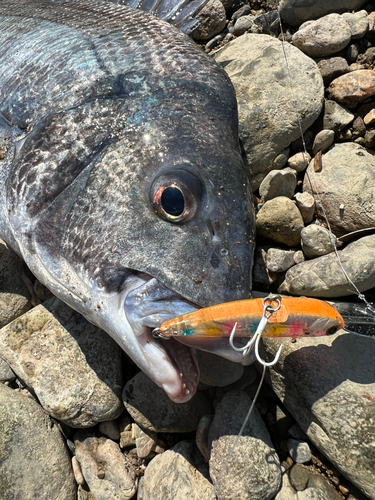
364, 129, 375, 147
316, 57, 349, 86
253, 246, 277, 290
267, 248, 297, 273
134, 424, 158, 459
99, 420, 121, 440
233, 15, 254, 36
190, 0, 226, 40
301, 225, 336, 258
363, 108, 375, 126
308, 474, 343, 500
253, 10, 280, 37
352, 115, 366, 136
346, 44, 359, 63
0, 239, 31, 328
0, 383, 76, 499
232, 4, 251, 21
288, 152, 311, 173
0, 297, 124, 427
74, 434, 137, 500
292, 14, 352, 58
0, 355, 15, 382
288, 424, 308, 441
142, 440, 212, 499
197, 350, 244, 387
303, 143, 375, 236
327, 70, 375, 108
256, 197, 304, 247
259, 168, 297, 202
368, 11, 375, 34
214, 34, 324, 189
274, 472, 298, 500
289, 464, 309, 491
279, 234, 375, 297
311, 129, 334, 155
209, 391, 281, 500
123, 371, 212, 432
297, 488, 325, 500
323, 100, 354, 132
294, 192, 315, 224
196, 414, 214, 462
342, 10, 368, 39
263, 332, 375, 499
287, 439, 312, 463
279, 0, 368, 27
293, 251, 305, 265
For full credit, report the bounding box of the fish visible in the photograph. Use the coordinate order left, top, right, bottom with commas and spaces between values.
153, 296, 346, 339
0, 0, 255, 402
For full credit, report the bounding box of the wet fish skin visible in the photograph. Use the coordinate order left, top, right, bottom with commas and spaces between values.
0, 0, 255, 401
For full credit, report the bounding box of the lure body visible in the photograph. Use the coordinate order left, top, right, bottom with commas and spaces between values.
156, 297, 345, 339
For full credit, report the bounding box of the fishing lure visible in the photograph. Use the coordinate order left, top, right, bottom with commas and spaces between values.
152, 296, 345, 340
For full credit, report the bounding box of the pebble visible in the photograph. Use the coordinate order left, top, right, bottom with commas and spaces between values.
327, 69, 375, 108
346, 44, 359, 63
233, 15, 254, 36
196, 414, 213, 462
99, 419, 121, 440
253, 246, 277, 290
289, 464, 310, 491
267, 248, 297, 273
0, 383, 76, 499
0, 297, 124, 427
300, 225, 336, 258
123, 371, 212, 432
364, 129, 375, 147
287, 152, 311, 173
278, 0, 368, 27
232, 4, 251, 21
190, 0, 226, 40
134, 423, 158, 458
352, 115, 366, 137
363, 108, 375, 126
323, 100, 355, 132
0, 355, 15, 382
308, 474, 343, 500
311, 129, 334, 155
74, 434, 137, 500
292, 14, 352, 58
72, 455, 85, 486
259, 168, 297, 202
316, 57, 349, 85
342, 10, 369, 39
294, 192, 315, 224
0, 239, 31, 328
214, 34, 324, 189
256, 197, 305, 247
287, 439, 312, 464
297, 488, 326, 500
368, 11, 375, 33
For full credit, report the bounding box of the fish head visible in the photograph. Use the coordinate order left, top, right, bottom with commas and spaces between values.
8, 69, 255, 402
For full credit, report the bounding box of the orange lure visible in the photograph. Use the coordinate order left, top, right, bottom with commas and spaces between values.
155, 297, 345, 339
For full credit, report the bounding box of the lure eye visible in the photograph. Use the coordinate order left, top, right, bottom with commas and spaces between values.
326, 326, 338, 335
150, 169, 203, 223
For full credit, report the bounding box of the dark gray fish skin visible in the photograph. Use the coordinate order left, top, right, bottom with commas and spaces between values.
0, 0, 255, 401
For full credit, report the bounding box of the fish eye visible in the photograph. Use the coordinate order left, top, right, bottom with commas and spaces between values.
326, 326, 338, 335
150, 169, 203, 223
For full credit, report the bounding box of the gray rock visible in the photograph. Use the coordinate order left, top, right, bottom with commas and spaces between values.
232, 4, 251, 21
297, 488, 326, 500
280, 234, 375, 297
288, 423, 307, 441
323, 100, 355, 132
346, 43, 359, 63
191, 0, 226, 40
274, 472, 298, 500
358, 46, 375, 65
209, 391, 281, 500
263, 332, 375, 500
0, 383, 76, 500
301, 225, 336, 258
327, 70, 375, 108
288, 464, 309, 491
142, 440, 212, 499
196, 414, 214, 462
288, 152, 311, 173
316, 57, 349, 85
214, 34, 324, 188
279, 0, 368, 27
287, 439, 312, 463
0, 297, 124, 427
293, 251, 305, 265
292, 14, 352, 58
197, 350, 244, 387
134, 424, 158, 459
123, 371, 212, 432
303, 143, 375, 236
342, 10, 368, 39
311, 129, 334, 155
308, 474, 343, 500
259, 168, 297, 202
0, 355, 15, 382
253, 246, 277, 290
99, 420, 121, 440
233, 15, 254, 36
294, 192, 315, 224
0, 239, 31, 329
267, 248, 297, 273
74, 434, 137, 500
256, 197, 304, 247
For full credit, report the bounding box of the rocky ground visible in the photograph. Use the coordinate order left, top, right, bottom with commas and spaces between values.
1, 0, 375, 499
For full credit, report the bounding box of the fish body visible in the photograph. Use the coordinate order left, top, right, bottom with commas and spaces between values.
156, 297, 345, 339
0, 1, 255, 401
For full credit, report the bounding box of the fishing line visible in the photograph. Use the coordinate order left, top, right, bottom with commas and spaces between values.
276, 10, 375, 320
207, 363, 267, 500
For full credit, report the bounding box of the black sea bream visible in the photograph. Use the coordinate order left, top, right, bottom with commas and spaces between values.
0, 0, 255, 402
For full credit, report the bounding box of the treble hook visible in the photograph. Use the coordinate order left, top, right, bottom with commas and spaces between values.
229, 295, 283, 367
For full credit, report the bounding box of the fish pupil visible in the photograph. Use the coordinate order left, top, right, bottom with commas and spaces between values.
161, 187, 184, 216
326, 326, 338, 335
